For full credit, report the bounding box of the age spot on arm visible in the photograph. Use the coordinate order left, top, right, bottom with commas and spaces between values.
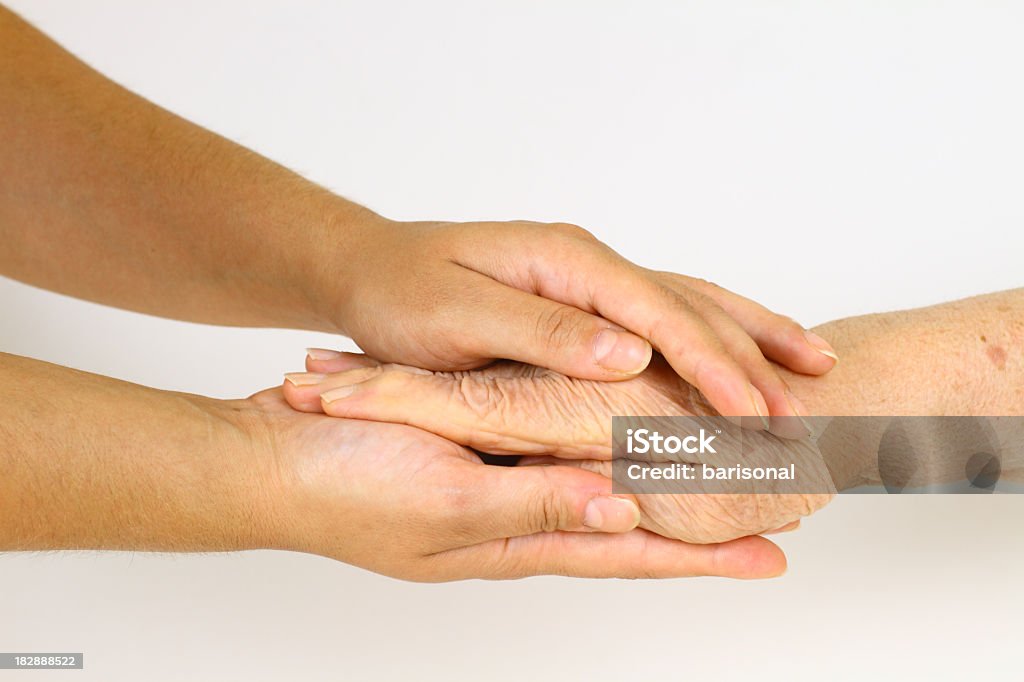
982, 338, 1007, 370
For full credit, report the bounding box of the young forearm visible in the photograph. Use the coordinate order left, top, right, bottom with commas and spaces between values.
0, 353, 276, 551
0, 6, 373, 331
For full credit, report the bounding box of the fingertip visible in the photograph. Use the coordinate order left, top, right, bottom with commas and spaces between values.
735, 313, 837, 376
305, 347, 340, 372
281, 373, 328, 412
284, 371, 327, 387
768, 328, 838, 376
748, 384, 771, 430
802, 330, 839, 369
762, 387, 814, 439
717, 392, 771, 432
317, 367, 419, 418
305, 349, 380, 373
803, 330, 838, 360
305, 347, 342, 361
712, 536, 788, 579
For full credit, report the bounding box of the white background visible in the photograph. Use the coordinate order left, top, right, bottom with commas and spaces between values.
2, 1, 1023, 680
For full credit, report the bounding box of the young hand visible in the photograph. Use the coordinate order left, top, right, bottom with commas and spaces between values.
279, 351, 832, 544
316, 218, 838, 426
242, 388, 787, 580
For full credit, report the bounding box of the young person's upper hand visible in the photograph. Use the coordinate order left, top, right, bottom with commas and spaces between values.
315, 218, 839, 426
0, 10, 833, 426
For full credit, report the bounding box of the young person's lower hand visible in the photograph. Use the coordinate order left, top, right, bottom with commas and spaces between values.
280, 351, 832, 544
239, 388, 787, 580
0, 353, 785, 582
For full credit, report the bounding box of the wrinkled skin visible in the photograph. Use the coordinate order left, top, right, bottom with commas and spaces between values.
283, 352, 834, 544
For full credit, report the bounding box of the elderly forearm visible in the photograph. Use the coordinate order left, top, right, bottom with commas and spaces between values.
784, 288, 1024, 417
0, 6, 375, 331
0, 353, 277, 551
780, 289, 1024, 489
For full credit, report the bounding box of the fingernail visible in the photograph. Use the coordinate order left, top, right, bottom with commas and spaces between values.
593, 329, 652, 374
749, 384, 771, 430
785, 391, 814, 437
803, 331, 839, 362
714, 541, 788, 579
306, 347, 342, 361
390, 363, 434, 376
321, 385, 359, 403
284, 372, 327, 387
583, 497, 640, 532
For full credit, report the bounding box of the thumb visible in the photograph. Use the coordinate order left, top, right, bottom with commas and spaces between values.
472, 464, 641, 539
459, 276, 652, 381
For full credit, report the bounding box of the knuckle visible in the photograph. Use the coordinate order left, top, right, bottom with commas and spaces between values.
372, 370, 411, 393
778, 313, 804, 330
693, 276, 724, 293
440, 483, 477, 517
717, 494, 769, 535
778, 315, 811, 345
548, 221, 596, 241
648, 295, 710, 357
738, 346, 785, 388
347, 366, 387, 384
454, 376, 503, 420
491, 538, 534, 579
676, 284, 721, 314
532, 484, 567, 533
652, 280, 698, 316
450, 377, 521, 450
435, 487, 480, 538
760, 370, 791, 395
652, 270, 689, 293
496, 550, 545, 580
535, 305, 589, 352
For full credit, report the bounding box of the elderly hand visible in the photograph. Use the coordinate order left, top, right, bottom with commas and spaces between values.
280, 351, 833, 544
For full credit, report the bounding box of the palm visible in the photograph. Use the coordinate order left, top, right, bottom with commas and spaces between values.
250, 389, 495, 577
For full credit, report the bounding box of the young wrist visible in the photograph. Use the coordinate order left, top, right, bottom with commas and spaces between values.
195, 394, 295, 552
296, 198, 397, 336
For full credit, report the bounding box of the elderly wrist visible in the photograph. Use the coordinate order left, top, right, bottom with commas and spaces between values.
783, 313, 952, 417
